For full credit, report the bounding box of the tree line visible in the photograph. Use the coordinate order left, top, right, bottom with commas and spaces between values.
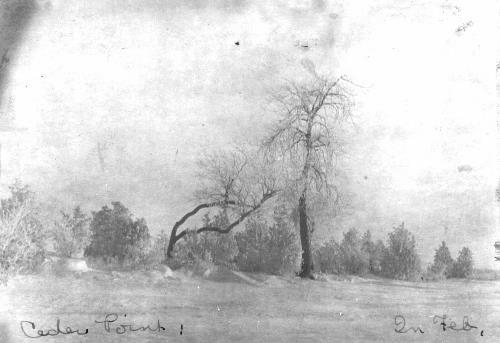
0, 181, 473, 283
0, 74, 476, 282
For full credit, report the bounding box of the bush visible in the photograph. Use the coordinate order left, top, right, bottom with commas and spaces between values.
174, 230, 238, 269
173, 211, 238, 268
315, 229, 384, 276
267, 209, 300, 273
0, 182, 46, 283
235, 206, 299, 275
121, 235, 154, 270
84, 202, 151, 266
314, 239, 344, 274
429, 241, 454, 278
51, 206, 91, 258
340, 228, 369, 275
235, 218, 267, 271
361, 231, 385, 275
381, 222, 421, 280
451, 247, 473, 278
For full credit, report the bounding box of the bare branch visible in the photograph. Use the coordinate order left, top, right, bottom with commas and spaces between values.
180, 190, 277, 238
263, 74, 353, 199
166, 146, 281, 258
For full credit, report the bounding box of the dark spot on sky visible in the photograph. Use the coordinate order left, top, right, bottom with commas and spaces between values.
457, 165, 472, 173
235, 41, 239, 46
295, 40, 316, 49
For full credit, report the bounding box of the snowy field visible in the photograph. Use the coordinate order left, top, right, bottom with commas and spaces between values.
0, 270, 498, 342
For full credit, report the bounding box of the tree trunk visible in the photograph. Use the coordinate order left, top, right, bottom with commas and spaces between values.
165, 234, 177, 259
298, 194, 314, 279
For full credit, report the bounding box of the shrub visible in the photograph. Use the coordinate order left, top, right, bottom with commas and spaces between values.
315, 230, 385, 276
121, 234, 154, 270
314, 239, 344, 274
340, 228, 369, 275
267, 208, 300, 274
451, 247, 473, 278
84, 202, 150, 266
0, 182, 46, 283
235, 206, 299, 275
429, 241, 454, 278
51, 206, 91, 258
361, 231, 385, 275
381, 222, 421, 280
175, 230, 238, 268
234, 217, 266, 271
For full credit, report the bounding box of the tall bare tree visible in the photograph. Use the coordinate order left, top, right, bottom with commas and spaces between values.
264, 75, 353, 278
165, 148, 279, 259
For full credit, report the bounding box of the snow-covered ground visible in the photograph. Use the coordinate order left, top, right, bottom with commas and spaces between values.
0, 271, 498, 342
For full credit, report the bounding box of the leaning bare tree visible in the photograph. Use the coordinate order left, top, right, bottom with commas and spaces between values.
165, 148, 279, 260
264, 75, 353, 279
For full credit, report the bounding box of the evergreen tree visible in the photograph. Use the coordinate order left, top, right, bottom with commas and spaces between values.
452, 247, 473, 278
430, 241, 454, 277
85, 202, 150, 263
381, 222, 421, 280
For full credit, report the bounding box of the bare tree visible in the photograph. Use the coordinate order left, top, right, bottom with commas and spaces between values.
264, 75, 354, 279
165, 148, 278, 259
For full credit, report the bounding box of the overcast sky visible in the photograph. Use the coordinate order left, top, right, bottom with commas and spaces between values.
0, 0, 498, 268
